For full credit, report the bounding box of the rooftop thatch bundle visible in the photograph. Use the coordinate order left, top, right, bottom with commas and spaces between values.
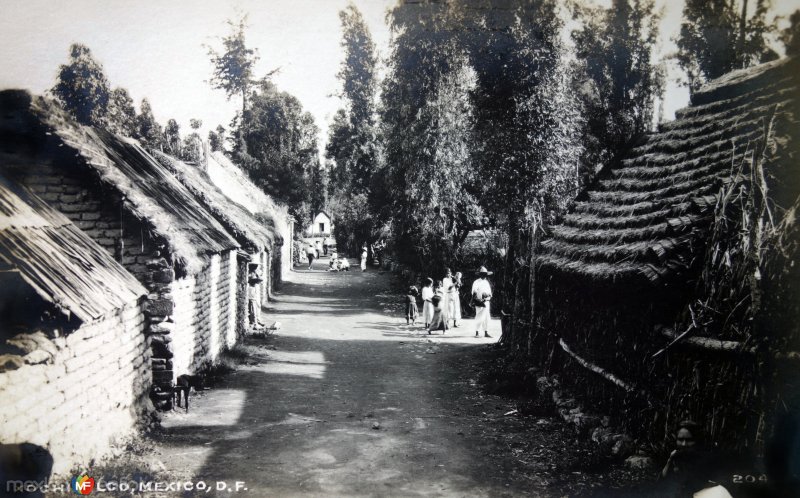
0, 172, 146, 324
535, 57, 799, 287
0, 90, 239, 275
152, 151, 280, 253
206, 151, 289, 246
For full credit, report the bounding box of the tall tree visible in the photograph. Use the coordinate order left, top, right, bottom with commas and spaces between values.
574, 0, 664, 168
239, 81, 319, 216
135, 98, 164, 151
51, 43, 111, 126
380, 0, 481, 271
677, 0, 775, 86
163, 119, 181, 156
781, 9, 800, 56
208, 125, 227, 152
106, 87, 137, 137
207, 16, 259, 121
181, 119, 204, 163
327, 4, 380, 195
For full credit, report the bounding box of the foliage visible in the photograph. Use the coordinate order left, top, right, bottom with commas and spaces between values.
781, 9, 800, 56
676, 0, 775, 86
327, 192, 374, 256
208, 125, 227, 152
326, 4, 382, 254
207, 16, 259, 116
573, 0, 664, 168
135, 98, 164, 151
238, 81, 318, 217
379, 0, 482, 273
106, 87, 137, 137
51, 43, 111, 126
309, 164, 328, 217
163, 119, 181, 156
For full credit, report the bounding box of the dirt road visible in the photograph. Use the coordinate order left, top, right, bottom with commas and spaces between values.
153, 259, 642, 497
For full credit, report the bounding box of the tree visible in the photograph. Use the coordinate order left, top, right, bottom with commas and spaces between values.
309, 163, 328, 216
135, 98, 164, 151
51, 43, 111, 126
164, 119, 181, 156
207, 16, 259, 119
208, 125, 227, 152
239, 81, 319, 216
781, 9, 800, 56
106, 87, 137, 137
380, 0, 482, 271
326, 5, 380, 196
574, 0, 664, 168
677, 0, 775, 86
180, 118, 204, 163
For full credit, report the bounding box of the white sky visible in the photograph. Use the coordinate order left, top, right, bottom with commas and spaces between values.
1, 0, 798, 155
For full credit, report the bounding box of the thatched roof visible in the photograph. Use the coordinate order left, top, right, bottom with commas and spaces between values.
207, 151, 289, 246
152, 151, 280, 253
536, 57, 800, 285
0, 91, 239, 275
0, 172, 146, 323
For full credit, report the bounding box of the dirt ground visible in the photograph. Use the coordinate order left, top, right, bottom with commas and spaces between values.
145, 258, 654, 497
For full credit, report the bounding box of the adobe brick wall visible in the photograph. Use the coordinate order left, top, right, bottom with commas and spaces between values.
6, 152, 248, 408
12, 159, 157, 277
169, 251, 238, 378
0, 303, 150, 475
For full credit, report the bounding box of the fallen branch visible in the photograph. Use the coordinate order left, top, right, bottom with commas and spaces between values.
558, 338, 636, 393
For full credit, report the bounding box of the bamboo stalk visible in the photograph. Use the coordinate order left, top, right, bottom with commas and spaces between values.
558, 338, 636, 393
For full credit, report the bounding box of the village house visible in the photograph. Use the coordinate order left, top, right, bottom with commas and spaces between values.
530, 57, 800, 452
152, 150, 287, 334
0, 172, 150, 474
0, 90, 246, 408
306, 210, 332, 238
206, 150, 293, 287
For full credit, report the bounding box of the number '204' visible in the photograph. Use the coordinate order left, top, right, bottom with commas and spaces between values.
732, 474, 767, 484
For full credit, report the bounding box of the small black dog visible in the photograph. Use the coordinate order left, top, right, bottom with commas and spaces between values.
174, 374, 205, 412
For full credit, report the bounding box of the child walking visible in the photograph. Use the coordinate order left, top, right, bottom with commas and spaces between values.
405, 286, 419, 325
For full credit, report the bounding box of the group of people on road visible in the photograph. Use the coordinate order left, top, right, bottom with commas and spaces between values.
405, 266, 493, 338
304, 239, 369, 273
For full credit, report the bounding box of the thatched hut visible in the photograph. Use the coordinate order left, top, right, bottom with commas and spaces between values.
0, 172, 149, 473
0, 90, 242, 406
206, 151, 293, 284
529, 57, 800, 452
152, 150, 287, 333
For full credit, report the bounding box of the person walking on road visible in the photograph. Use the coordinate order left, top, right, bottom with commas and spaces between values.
446, 269, 463, 328
360, 246, 368, 272
315, 240, 322, 258
421, 278, 434, 328
323, 237, 330, 256
471, 266, 493, 338
305, 243, 316, 270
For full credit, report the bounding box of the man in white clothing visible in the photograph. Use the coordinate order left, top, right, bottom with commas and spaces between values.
471, 266, 493, 338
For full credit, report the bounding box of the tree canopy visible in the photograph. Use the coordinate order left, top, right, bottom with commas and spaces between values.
51, 43, 111, 126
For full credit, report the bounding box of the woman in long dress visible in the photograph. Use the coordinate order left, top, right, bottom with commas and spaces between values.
428, 281, 449, 333
421, 278, 435, 328
451, 271, 463, 327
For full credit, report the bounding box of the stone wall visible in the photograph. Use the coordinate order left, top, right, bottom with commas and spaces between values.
0, 303, 150, 475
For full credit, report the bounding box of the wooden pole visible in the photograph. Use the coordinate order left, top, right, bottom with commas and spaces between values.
558, 338, 636, 393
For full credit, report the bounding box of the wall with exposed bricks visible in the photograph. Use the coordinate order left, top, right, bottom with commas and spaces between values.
168, 251, 238, 379
0, 303, 150, 475
5, 152, 247, 409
